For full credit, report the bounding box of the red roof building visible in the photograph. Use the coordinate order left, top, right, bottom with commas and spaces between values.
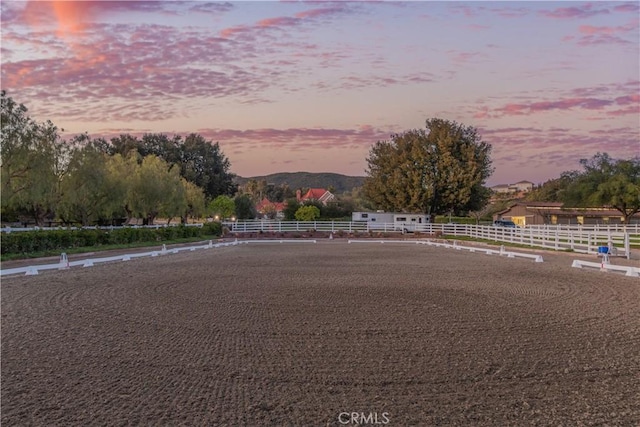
256, 198, 286, 219
296, 188, 336, 205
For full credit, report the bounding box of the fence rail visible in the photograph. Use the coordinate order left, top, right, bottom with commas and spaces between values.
222, 220, 637, 259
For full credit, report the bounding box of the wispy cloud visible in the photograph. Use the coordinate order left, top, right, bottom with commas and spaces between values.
479, 88, 639, 118
539, 4, 610, 19
219, 4, 353, 40
613, 3, 640, 13
572, 20, 639, 46
195, 126, 390, 151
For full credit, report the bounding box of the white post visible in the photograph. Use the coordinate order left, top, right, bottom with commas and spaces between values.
625, 232, 630, 260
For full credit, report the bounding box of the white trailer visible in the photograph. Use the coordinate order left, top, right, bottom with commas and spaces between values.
352, 212, 430, 232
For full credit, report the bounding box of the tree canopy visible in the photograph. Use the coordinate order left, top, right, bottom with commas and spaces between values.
562, 153, 640, 222
1, 91, 65, 225
108, 132, 237, 200
1, 92, 236, 225
363, 118, 493, 216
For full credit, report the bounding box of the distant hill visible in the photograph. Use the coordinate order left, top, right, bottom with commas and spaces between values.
235, 172, 366, 193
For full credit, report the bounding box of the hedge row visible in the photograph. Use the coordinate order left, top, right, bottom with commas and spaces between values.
0, 223, 222, 255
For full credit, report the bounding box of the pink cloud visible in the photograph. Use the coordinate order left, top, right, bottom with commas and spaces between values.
491, 96, 636, 117
4, 1, 177, 35
219, 25, 249, 38
613, 3, 640, 13
193, 126, 390, 151
540, 4, 610, 19
615, 94, 640, 105
256, 16, 300, 29
446, 50, 487, 66
219, 4, 351, 39
579, 25, 617, 35
295, 7, 346, 20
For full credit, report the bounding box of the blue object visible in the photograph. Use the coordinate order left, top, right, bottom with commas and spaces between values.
597, 246, 610, 254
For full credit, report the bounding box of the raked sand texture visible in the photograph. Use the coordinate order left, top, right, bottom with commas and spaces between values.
2, 242, 639, 426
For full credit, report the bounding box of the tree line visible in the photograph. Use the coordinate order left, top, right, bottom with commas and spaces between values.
1, 91, 236, 226
525, 153, 640, 222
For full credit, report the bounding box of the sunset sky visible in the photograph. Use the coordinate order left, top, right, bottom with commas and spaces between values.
1, 1, 638, 186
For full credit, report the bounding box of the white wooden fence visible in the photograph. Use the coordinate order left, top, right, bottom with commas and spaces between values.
2, 221, 637, 259
222, 221, 638, 259
0, 240, 243, 277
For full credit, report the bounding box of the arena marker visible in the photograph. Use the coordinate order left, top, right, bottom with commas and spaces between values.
535, 256, 544, 263
59, 253, 70, 269
25, 267, 39, 276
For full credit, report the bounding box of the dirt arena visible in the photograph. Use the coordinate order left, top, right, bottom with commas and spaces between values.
2, 241, 639, 426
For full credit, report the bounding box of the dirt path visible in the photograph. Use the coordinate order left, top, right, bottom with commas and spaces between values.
2, 241, 639, 426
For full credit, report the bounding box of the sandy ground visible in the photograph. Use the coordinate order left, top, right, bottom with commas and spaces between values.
1, 241, 639, 426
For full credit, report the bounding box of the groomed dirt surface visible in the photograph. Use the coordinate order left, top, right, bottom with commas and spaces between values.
2, 241, 639, 426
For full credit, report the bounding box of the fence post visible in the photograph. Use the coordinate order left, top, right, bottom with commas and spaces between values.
570, 231, 574, 251
625, 232, 630, 260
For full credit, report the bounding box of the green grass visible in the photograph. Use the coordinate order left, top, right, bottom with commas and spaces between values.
0, 236, 216, 262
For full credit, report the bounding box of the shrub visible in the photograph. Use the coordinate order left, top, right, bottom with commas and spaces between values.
0, 223, 222, 256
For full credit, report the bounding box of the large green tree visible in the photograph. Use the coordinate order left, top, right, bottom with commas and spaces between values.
1, 91, 65, 225
563, 153, 640, 223
181, 178, 206, 223
234, 194, 257, 220
58, 136, 114, 225
363, 118, 493, 217
208, 195, 235, 220
106, 152, 139, 223
109, 132, 237, 200
129, 155, 185, 225
177, 133, 237, 200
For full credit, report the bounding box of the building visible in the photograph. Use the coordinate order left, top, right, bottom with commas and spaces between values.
491, 184, 512, 194
491, 180, 534, 194
494, 202, 638, 226
296, 188, 336, 205
511, 180, 534, 193
256, 198, 286, 219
